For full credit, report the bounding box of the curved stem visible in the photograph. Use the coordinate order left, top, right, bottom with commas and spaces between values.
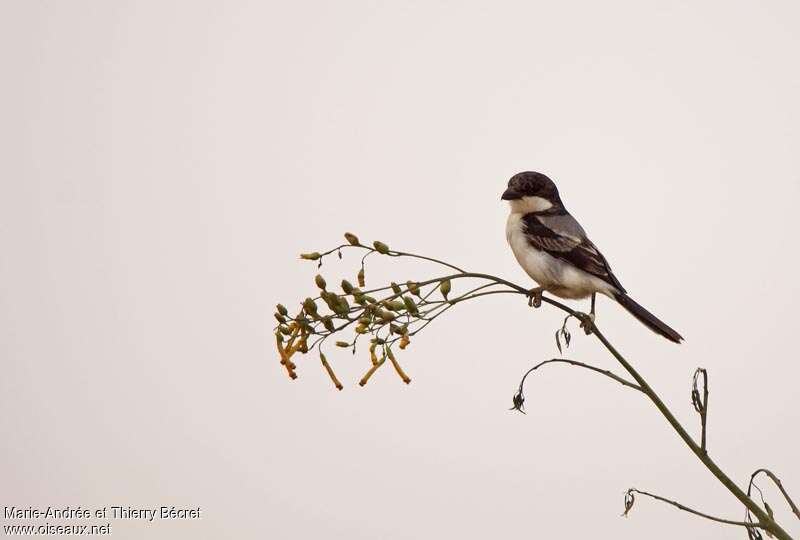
517, 358, 642, 393
750, 469, 800, 521
626, 489, 768, 529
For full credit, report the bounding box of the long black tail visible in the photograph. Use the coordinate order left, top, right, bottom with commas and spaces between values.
613, 292, 683, 344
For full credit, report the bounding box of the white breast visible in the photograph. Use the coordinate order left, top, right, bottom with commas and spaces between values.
506, 212, 560, 288
505, 212, 616, 299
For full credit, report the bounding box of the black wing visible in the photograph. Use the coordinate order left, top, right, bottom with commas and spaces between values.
521, 213, 626, 293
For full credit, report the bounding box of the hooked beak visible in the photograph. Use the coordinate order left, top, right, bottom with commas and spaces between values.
501, 187, 521, 200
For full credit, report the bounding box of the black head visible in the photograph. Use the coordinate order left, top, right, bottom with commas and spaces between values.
501, 171, 561, 204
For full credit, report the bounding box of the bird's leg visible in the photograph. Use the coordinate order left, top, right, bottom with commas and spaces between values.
527, 286, 544, 308
581, 293, 597, 335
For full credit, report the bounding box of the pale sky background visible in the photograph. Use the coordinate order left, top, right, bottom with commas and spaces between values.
2, 1, 799, 539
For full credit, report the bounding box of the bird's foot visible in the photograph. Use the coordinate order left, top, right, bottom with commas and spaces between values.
527, 287, 544, 308
579, 313, 595, 335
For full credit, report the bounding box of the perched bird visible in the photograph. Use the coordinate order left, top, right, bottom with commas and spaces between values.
503, 171, 683, 343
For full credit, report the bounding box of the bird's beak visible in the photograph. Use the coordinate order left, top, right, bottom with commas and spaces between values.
501, 187, 520, 200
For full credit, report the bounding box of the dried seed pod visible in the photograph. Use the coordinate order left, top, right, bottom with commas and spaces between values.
300, 252, 321, 260
363, 295, 377, 304
334, 296, 350, 315
340, 279, 354, 294
335, 341, 350, 348
321, 291, 338, 311
321, 316, 335, 332
276, 304, 288, 316
275, 331, 284, 344
274, 312, 286, 324
406, 281, 420, 297
390, 282, 402, 295
382, 299, 404, 311
315, 274, 327, 290
440, 279, 451, 300
357, 268, 365, 287
303, 298, 318, 316
402, 296, 419, 316
377, 309, 396, 322
373, 241, 390, 254
319, 352, 343, 390
279, 325, 292, 335
344, 232, 360, 246
399, 334, 410, 350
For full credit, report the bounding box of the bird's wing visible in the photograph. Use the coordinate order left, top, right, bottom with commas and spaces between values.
522, 213, 626, 293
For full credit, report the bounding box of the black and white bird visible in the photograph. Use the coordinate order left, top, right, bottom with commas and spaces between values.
502, 171, 683, 343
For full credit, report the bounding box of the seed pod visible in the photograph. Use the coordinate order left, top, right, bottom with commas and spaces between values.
341, 279, 354, 294
358, 316, 371, 325
315, 274, 327, 290
319, 352, 343, 390
363, 295, 377, 304
344, 232, 359, 245
274, 312, 286, 324
276, 304, 288, 316
399, 334, 410, 350
334, 296, 350, 315
384, 300, 406, 312
406, 281, 420, 297
321, 291, 338, 311
390, 282, 402, 295
275, 331, 284, 344
322, 316, 335, 332
440, 279, 451, 299
373, 241, 390, 254
357, 268, 365, 287
303, 298, 318, 316
300, 252, 321, 260
280, 325, 292, 335
335, 341, 350, 348
377, 309, 396, 322
390, 323, 404, 334
402, 296, 419, 316
355, 324, 368, 334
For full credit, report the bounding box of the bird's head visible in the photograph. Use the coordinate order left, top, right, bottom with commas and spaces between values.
501, 171, 562, 214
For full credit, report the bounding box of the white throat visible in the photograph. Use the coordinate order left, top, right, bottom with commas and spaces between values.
508, 196, 553, 214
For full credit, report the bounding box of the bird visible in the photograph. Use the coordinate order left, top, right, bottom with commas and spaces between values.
502, 171, 683, 343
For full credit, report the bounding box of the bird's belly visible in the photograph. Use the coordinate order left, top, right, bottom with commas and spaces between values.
506, 213, 608, 299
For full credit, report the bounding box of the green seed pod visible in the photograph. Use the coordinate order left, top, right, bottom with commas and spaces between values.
321, 291, 339, 312
390, 282, 402, 295
384, 300, 406, 312
406, 281, 420, 297
276, 304, 288, 316
344, 232, 360, 245
315, 274, 327, 290
358, 316, 371, 325
402, 296, 419, 316
377, 309, 396, 322
335, 341, 350, 348
322, 316, 335, 332
355, 324, 368, 334
300, 252, 321, 260
373, 241, 390, 254
357, 268, 365, 287
363, 295, 377, 304
303, 298, 318, 316
440, 279, 451, 300
333, 296, 350, 315
341, 279, 354, 294
274, 312, 286, 324
390, 323, 404, 335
